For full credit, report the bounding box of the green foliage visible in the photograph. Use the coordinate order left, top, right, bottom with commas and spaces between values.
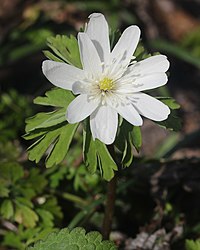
0, 89, 32, 141
66, 164, 100, 192
0, 28, 53, 65
156, 97, 181, 132
134, 44, 152, 61
0, 151, 62, 231
0, 140, 64, 249
158, 97, 180, 110
44, 144, 100, 193
24, 88, 78, 168
43, 35, 82, 68
83, 121, 117, 181
0, 161, 24, 198
28, 227, 117, 250
3, 226, 56, 250
185, 239, 200, 250
115, 121, 142, 167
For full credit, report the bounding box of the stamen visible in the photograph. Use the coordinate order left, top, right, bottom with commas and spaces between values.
99, 77, 114, 91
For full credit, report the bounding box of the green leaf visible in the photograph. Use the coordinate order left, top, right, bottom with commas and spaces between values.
46, 35, 82, 68
134, 44, 147, 60
83, 124, 98, 174
26, 168, 48, 195
27, 123, 78, 166
0, 199, 14, 219
115, 120, 142, 167
155, 97, 181, 131
156, 110, 182, 132
3, 231, 24, 249
43, 50, 63, 62
27, 127, 62, 163
131, 126, 142, 152
83, 122, 117, 181
28, 227, 117, 250
16, 197, 33, 208
24, 88, 78, 167
95, 140, 118, 181
46, 123, 79, 168
25, 88, 75, 133
121, 139, 133, 168
0, 183, 9, 197
41, 197, 63, 220
26, 109, 66, 131
30, 228, 57, 246
36, 209, 54, 228
157, 97, 180, 110
15, 203, 39, 228
0, 161, 24, 183
185, 239, 200, 250
34, 88, 75, 108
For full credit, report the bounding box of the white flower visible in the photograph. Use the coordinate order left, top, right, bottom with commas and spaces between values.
42, 13, 170, 145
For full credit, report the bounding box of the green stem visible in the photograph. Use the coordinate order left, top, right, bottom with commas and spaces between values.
102, 174, 117, 240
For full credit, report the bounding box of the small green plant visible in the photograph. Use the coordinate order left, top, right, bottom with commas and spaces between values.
23, 12, 181, 247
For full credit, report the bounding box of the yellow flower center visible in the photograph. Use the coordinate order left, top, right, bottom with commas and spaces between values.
99, 78, 114, 91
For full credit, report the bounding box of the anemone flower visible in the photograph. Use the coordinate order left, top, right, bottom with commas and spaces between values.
42, 13, 170, 144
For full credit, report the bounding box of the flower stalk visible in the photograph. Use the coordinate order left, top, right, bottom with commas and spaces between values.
102, 174, 117, 240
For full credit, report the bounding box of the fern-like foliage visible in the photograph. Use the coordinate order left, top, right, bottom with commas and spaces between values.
28, 227, 117, 250
185, 239, 200, 250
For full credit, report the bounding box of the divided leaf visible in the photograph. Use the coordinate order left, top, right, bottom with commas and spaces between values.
43, 34, 82, 68
34, 88, 74, 108
24, 88, 78, 168
83, 122, 117, 181
157, 97, 180, 110
95, 140, 118, 181
115, 120, 142, 168
45, 123, 78, 168
28, 227, 117, 250
15, 203, 39, 228
185, 239, 200, 250
157, 97, 181, 131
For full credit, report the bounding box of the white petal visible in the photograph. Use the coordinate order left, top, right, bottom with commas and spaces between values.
114, 103, 143, 126
85, 13, 110, 63
72, 81, 87, 95
133, 93, 170, 121
90, 105, 118, 144
42, 60, 85, 90
119, 72, 168, 93
78, 33, 102, 77
134, 73, 168, 92
66, 94, 99, 123
111, 26, 140, 67
125, 55, 170, 76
